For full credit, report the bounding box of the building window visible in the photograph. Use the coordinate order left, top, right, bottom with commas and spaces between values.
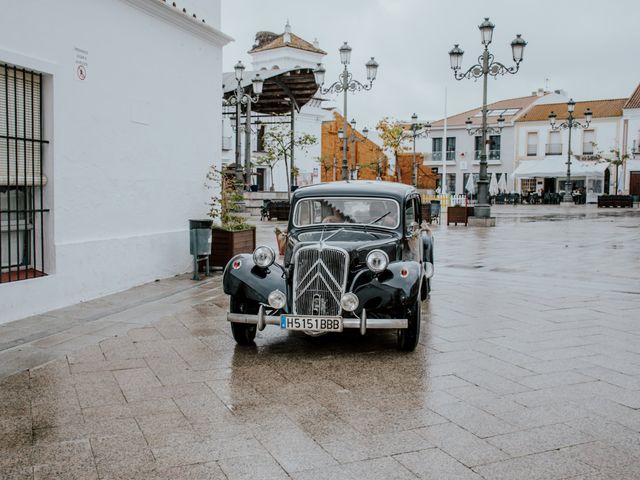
446, 137, 456, 160
520, 178, 536, 192
446, 173, 456, 194
475, 135, 501, 160
1, 63, 48, 284
546, 131, 562, 155
527, 132, 538, 156
582, 130, 595, 155
256, 125, 266, 152
432, 137, 442, 161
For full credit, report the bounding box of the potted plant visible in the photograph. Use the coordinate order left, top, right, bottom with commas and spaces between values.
206, 165, 256, 268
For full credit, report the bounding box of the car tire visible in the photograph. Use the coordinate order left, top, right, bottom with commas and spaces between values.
397, 299, 421, 351
229, 297, 258, 345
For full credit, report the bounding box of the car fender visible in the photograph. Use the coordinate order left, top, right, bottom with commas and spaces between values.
222, 254, 287, 306
349, 261, 422, 313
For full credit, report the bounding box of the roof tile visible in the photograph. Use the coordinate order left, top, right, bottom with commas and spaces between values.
517, 99, 627, 122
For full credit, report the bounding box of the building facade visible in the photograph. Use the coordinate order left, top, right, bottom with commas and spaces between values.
514, 98, 628, 200
413, 90, 566, 195
320, 112, 388, 182
0, 0, 230, 323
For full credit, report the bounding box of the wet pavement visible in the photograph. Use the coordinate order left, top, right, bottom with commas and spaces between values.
1, 205, 640, 479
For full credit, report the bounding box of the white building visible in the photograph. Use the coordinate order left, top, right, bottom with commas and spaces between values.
513, 97, 628, 201
622, 84, 640, 196
222, 22, 333, 191
0, 0, 231, 323
414, 89, 566, 195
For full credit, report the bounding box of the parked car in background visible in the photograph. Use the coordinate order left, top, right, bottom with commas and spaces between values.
223, 181, 434, 351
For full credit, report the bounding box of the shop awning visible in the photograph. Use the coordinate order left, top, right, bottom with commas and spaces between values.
513, 157, 609, 178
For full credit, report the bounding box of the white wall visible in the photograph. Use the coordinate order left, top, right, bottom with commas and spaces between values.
0, 0, 229, 323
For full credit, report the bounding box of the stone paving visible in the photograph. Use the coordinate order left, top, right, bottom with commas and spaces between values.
1, 205, 640, 479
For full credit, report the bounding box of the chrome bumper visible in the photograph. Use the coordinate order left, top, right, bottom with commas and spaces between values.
227, 306, 408, 335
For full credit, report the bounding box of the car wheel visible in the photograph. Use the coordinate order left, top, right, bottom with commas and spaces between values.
229, 297, 258, 346
397, 299, 421, 351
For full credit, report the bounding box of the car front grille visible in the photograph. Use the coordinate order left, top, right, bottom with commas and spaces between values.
293, 246, 348, 316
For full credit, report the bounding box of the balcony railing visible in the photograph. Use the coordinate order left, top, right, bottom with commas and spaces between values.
582, 142, 594, 155
431, 151, 455, 161
474, 150, 501, 160
545, 143, 562, 155
527, 144, 537, 156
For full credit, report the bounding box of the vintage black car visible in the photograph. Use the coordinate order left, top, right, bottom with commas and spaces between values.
222, 181, 434, 351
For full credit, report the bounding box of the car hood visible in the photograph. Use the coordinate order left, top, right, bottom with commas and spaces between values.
285, 228, 400, 268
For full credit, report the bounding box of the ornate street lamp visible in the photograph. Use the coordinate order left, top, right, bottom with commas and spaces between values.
314, 43, 379, 181
404, 113, 431, 187
225, 60, 264, 186
449, 18, 526, 219
549, 99, 592, 202
346, 119, 369, 179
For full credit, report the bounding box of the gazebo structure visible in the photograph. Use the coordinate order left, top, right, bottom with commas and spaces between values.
222, 66, 321, 189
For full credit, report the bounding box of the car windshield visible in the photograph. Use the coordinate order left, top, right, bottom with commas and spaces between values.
293, 197, 400, 229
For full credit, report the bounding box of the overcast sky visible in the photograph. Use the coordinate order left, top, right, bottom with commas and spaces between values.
222, 0, 640, 128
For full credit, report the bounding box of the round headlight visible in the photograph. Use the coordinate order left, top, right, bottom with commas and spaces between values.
253, 245, 275, 268
424, 261, 434, 279
268, 290, 286, 309
340, 292, 359, 312
366, 249, 389, 273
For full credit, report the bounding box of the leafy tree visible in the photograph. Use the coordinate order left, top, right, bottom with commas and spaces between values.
609, 147, 629, 194
262, 125, 316, 199
376, 117, 410, 181
316, 155, 335, 181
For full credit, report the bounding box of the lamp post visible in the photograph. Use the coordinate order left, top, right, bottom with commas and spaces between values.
314, 43, 379, 181
347, 119, 369, 179
225, 61, 264, 186
449, 18, 526, 218
549, 99, 592, 202
405, 113, 431, 187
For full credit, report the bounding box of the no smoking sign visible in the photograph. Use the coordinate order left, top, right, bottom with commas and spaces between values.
77, 65, 87, 81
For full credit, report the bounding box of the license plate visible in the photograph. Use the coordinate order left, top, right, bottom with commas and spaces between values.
280, 315, 343, 332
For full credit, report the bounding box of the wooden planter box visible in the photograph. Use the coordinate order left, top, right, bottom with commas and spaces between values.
447, 206, 474, 226
597, 195, 633, 208
209, 227, 256, 268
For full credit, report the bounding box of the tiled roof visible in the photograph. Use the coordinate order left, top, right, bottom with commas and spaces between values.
517, 98, 627, 122
249, 32, 326, 55
428, 95, 542, 128
624, 84, 640, 109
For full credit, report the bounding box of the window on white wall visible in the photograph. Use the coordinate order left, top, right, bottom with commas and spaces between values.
583, 130, 595, 155
527, 132, 538, 156
0, 63, 48, 283
546, 131, 561, 155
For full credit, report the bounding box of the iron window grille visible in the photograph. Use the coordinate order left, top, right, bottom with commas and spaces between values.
0, 63, 49, 283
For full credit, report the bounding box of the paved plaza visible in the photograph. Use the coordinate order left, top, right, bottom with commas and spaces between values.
1, 205, 640, 479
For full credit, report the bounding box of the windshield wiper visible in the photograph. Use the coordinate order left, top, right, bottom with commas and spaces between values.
369, 211, 391, 225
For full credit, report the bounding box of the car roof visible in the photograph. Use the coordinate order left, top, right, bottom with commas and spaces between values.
292, 181, 416, 202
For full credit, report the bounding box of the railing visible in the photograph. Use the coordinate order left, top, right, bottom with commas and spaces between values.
430, 151, 456, 162
582, 142, 594, 155
546, 143, 562, 155
474, 150, 501, 160
421, 194, 470, 209
527, 144, 537, 156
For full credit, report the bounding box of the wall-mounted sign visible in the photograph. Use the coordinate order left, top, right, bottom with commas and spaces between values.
74, 47, 89, 81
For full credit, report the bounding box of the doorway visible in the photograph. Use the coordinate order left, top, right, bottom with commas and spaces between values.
544, 177, 556, 193
256, 168, 266, 191
630, 172, 640, 197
